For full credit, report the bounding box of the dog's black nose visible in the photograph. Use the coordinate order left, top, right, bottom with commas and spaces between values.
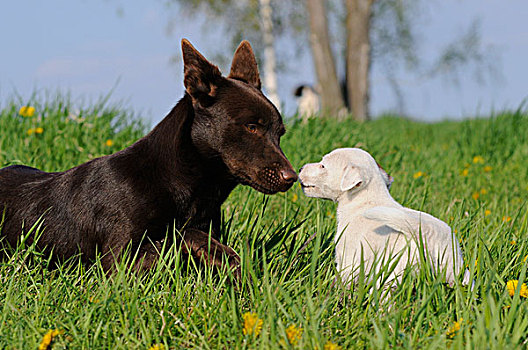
299, 165, 304, 173
280, 168, 298, 183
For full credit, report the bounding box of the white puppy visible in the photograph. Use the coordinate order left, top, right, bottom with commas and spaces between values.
299, 148, 470, 287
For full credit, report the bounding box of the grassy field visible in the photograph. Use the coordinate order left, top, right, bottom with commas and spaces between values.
1, 95, 528, 349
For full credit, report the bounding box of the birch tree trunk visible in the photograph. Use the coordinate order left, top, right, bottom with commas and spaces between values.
345, 0, 374, 121
259, 0, 281, 111
305, 0, 345, 116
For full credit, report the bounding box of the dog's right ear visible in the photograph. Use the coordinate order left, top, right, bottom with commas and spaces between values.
340, 165, 364, 192
376, 162, 394, 190
181, 39, 222, 106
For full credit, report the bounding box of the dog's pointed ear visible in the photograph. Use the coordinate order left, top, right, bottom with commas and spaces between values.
228, 40, 261, 89
340, 165, 364, 192
376, 162, 394, 190
181, 39, 222, 105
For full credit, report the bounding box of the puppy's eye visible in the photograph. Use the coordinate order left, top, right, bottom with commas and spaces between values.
246, 124, 258, 134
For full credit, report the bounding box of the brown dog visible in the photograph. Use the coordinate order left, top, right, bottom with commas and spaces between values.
0, 39, 297, 276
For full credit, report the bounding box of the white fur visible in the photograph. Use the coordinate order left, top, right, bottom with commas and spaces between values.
299, 148, 471, 286
296, 86, 320, 121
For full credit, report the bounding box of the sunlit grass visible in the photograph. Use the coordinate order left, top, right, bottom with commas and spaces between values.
1, 94, 527, 348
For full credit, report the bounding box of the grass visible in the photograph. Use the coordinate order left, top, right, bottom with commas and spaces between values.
1, 94, 528, 349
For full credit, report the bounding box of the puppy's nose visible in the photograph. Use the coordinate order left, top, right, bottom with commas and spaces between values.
299, 165, 305, 173
280, 168, 298, 184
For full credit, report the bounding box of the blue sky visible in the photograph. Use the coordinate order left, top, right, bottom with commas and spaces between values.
1, 1, 527, 126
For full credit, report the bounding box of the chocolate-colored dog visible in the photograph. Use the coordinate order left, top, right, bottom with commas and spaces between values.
0, 39, 297, 275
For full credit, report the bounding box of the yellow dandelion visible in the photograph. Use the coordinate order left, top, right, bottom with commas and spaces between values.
285, 324, 303, 345
19, 106, 35, 117
503, 216, 512, 223
38, 329, 64, 350
461, 168, 469, 177
413, 171, 425, 179
484, 209, 491, 216
242, 312, 263, 336
511, 240, 517, 245
35, 127, 44, 134
483, 165, 492, 172
324, 341, 342, 350
507, 280, 528, 298
147, 344, 165, 350
480, 188, 487, 195
446, 319, 462, 338
472, 192, 480, 200
472, 155, 484, 164
27, 128, 35, 136
292, 193, 298, 202
105, 139, 114, 147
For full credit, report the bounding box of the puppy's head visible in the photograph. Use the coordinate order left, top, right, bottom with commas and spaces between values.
181, 39, 297, 194
299, 148, 393, 201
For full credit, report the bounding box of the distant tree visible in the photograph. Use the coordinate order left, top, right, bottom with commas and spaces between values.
306, 0, 346, 115
345, 0, 374, 121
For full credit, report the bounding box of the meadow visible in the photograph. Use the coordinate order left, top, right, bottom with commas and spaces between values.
0, 94, 528, 349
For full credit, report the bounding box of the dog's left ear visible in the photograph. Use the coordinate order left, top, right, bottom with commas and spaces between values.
228, 40, 261, 89
340, 165, 364, 192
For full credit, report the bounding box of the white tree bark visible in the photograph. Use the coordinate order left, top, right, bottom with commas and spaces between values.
259, 0, 281, 111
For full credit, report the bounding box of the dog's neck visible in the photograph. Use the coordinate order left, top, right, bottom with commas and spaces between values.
337, 176, 396, 213
127, 94, 237, 198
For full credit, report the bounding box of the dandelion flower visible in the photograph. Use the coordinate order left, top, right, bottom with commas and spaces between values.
461, 169, 469, 177
105, 139, 114, 147
413, 171, 425, 179
285, 324, 303, 345
503, 216, 512, 223
472, 192, 480, 200
324, 341, 342, 350
472, 155, 484, 164
446, 319, 462, 338
38, 329, 63, 350
242, 312, 263, 336
480, 188, 487, 195
147, 344, 165, 350
484, 209, 491, 216
19, 106, 35, 117
35, 127, 44, 134
27, 128, 35, 136
507, 280, 528, 298
483, 165, 492, 172
511, 240, 517, 245
292, 193, 298, 202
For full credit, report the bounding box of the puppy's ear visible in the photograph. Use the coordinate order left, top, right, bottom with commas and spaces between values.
181, 39, 222, 106
376, 162, 394, 190
228, 40, 261, 89
340, 165, 364, 192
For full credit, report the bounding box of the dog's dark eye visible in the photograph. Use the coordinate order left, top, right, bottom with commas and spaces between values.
246, 124, 258, 134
